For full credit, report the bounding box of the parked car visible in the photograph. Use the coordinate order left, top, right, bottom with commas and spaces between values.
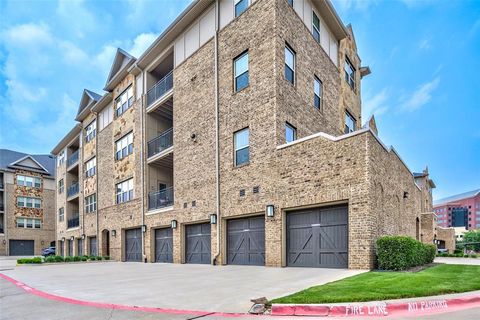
42, 246, 56, 256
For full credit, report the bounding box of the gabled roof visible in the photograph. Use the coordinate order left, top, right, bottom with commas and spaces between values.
434, 189, 480, 206
104, 48, 136, 92
75, 89, 102, 122
0, 149, 55, 177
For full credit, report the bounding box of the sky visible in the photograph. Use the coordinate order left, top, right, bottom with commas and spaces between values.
0, 0, 479, 200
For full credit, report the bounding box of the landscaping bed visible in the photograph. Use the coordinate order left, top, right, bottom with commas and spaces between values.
271, 264, 480, 304
17, 255, 110, 265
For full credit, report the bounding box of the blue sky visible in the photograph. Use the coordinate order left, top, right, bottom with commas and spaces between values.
0, 0, 478, 200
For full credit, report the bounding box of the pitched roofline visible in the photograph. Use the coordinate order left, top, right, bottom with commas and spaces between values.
51, 124, 82, 155
75, 89, 102, 122
104, 48, 136, 92
91, 92, 113, 113
9, 155, 49, 174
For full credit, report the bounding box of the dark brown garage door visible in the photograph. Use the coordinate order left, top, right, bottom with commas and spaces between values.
287, 205, 348, 268
9, 240, 34, 256
227, 216, 265, 266
125, 228, 142, 262
185, 223, 211, 264
155, 228, 173, 263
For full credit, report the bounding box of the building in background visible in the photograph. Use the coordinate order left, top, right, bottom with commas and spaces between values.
0, 149, 56, 256
52, 0, 446, 269
433, 189, 480, 231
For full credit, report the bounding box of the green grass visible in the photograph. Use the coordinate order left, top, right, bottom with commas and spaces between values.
271, 264, 480, 304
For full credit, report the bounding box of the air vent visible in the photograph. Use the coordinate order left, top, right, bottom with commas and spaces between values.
239, 189, 245, 197
253, 186, 260, 194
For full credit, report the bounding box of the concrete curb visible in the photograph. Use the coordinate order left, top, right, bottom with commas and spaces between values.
271, 294, 480, 317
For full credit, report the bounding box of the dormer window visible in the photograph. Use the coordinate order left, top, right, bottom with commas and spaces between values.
115, 86, 134, 117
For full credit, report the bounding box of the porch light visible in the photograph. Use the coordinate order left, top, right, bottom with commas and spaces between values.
70, 236, 74, 241
81, 234, 85, 240
112, 230, 116, 237
142, 225, 147, 233
266, 205, 275, 217
210, 214, 217, 224
61, 237, 65, 242
171, 220, 178, 229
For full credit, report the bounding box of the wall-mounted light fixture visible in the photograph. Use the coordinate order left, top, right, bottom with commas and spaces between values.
61, 237, 65, 242
3, 240, 6, 245
70, 236, 74, 241
142, 225, 147, 233
403, 191, 409, 199
266, 205, 275, 217
81, 234, 85, 240
41, 240, 45, 245
171, 220, 178, 229
112, 230, 116, 237
210, 214, 217, 224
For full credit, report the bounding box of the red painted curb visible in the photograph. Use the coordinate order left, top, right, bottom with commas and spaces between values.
271, 294, 480, 317
0, 273, 255, 318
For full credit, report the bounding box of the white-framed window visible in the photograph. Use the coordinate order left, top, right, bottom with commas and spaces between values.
115, 132, 134, 161
57, 150, 65, 167
85, 120, 96, 143
115, 86, 134, 117
285, 44, 295, 85
116, 178, 134, 204
344, 58, 355, 89
85, 157, 96, 178
314, 76, 322, 110
312, 11, 320, 43
58, 179, 64, 194
234, 51, 249, 92
17, 175, 42, 188
234, 128, 249, 166
17, 217, 41, 229
344, 111, 356, 134
285, 122, 297, 143
17, 197, 41, 209
99, 104, 113, 131
58, 207, 64, 222
85, 193, 97, 213
235, 0, 248, 17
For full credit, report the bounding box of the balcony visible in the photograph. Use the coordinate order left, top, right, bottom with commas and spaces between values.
0, 203, 4, 211
148, 187, 174, 211
147, 128, 173, 160
67, 182, 79, 199
146, 71, 173, 109
67, 215, 80, 229
67, 150, 79, 168
0, 181, 4, 190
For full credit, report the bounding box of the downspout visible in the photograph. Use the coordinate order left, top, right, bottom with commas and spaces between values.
213, 0, 221, 265
139, 66, 146, 263
94, 113, 99, 256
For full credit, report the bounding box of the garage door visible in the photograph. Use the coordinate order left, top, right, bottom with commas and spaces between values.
287, 205, 348, 268
9, 240, 34, 256
227, 216, 265, 266
185, 223, 211, 264
155, 228, 173, 263
125, 228, 142, 262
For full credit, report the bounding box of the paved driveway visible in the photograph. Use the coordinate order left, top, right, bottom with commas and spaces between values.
0, 262, 364, 313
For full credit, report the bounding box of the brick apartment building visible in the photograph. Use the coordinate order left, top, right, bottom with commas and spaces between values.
52, 0, 452, 269
0, 149, 56, 256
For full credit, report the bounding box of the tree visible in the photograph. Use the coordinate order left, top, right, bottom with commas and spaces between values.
461, 230, 480, 251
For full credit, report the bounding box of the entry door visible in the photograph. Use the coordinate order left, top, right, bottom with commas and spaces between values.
89, 237, 97, 256
9, 240, 34, 256
185, 223, 211, 264
125, 228, 142, 262
287, 205, 348, 268
227, 216, 265, 266
77, 239, 84, 256
155, 228, 173, 263
68, 240, 73, 256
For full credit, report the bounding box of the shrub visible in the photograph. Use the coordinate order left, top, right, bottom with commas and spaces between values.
454, 249, 462, 254
470, 254, 478, 258
95, 256, 103, 260
17, 257, 43, 264
81, 256, 88, 261
103, 256, 110, 260
54, 255, 65, 262
73, 256, 82, 262
376, 236, 436, 271
64, 256, 74, 262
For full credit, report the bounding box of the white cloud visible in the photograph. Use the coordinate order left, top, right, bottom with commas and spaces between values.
418, 38, 431, 50
2, 22, 53, 47
93, 44, 118, 76
400, 77, 440, 112
59, 41, 88, 64
363, 88, 390, 119
129, 33, 158, 58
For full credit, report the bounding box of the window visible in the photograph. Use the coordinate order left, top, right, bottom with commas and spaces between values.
17, 197, 41, 209
344, 111, 356, 134
115, 86, 134, 117
85, 194, 97, 213
287, 0, 293, 6
115, 132, 134, 160
285, 45, 295, 84
312, 12, 320, 43
85, 121, 96, 143
344, 58, 355, 89
58, 179, 64, 194
116, 178, 133, 204
85, 157, 96, 178
285, 122, 297, 143
16, 218, 41, 229
234, 128, 249, 166
17, 175, 42, 188
58, 208, 64, 222
57, 150, 65, 167
235, 0, 248, 17
314, 76, 322, 110
234, 52, 249, 92
99, 105, 113, 131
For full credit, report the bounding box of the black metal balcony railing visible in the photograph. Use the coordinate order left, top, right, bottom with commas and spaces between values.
67, 182, 79, 198
147, 128, 173, 158
0, 181, 4, 189
67, 215, 80, 229
67, 150, 79, 167
0, 203, 4, 211
148, 187, 174, 210
146, 71, 173, 107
